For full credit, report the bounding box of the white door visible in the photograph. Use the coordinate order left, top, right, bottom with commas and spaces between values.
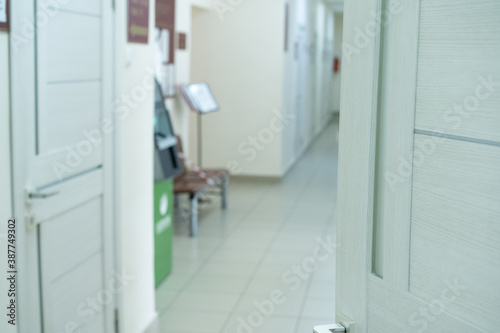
293, 25, 308, 156
10, 1, 115, 332
335, 0, 500, 332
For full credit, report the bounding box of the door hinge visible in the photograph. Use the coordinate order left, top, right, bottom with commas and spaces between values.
114, 309, 119, 333
314, 323, 349, 333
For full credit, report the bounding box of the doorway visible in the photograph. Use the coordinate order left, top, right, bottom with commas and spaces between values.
10, 1, 116, 332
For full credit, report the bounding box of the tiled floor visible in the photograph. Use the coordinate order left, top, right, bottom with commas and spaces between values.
156, 120, 339, 333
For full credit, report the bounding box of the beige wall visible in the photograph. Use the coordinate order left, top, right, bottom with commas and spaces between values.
114, 1, 157, 332
282, 0, 336, 174
114, 1, 213, 330
332, 12, 343, 113
189, 0, 336, 177
190, 0, 286, 177
166, 0, 211, 157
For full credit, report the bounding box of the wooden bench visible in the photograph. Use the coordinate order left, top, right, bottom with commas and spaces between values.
173, 136, 229, 236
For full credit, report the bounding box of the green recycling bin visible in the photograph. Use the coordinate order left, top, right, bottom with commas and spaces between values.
154, 178, 174, 287
153, 79, 182, 288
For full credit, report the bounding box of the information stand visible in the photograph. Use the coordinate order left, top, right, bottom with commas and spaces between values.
180, 83, 220, 167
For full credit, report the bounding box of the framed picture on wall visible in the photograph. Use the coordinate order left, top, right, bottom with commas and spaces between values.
0, 0, 9, 31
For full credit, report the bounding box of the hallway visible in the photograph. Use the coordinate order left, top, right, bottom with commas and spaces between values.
156, 120, 339, 333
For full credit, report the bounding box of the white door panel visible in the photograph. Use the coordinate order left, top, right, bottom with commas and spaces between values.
337, 0, 500, 332
31, 148, 102, 188
40, 197, 102, 280
45, 254, 105, 333
39, 81, 101, 154
34, 4, 104, 186
410, 136, 500, 330
10, 0, 114, 332
30, 168, 103, 223
368, 277, 471, 333
415, 1, 500, 143
43, 12, 102, 82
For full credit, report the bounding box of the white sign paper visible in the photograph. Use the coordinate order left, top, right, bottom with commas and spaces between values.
184, 83, 219, 114
0, 0, 6, 24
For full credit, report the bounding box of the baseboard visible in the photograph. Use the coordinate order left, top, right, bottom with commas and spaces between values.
230, 174, 283, 183
143, 312, 159, 333
282, 114, 337, 177
282, 153, 299, 176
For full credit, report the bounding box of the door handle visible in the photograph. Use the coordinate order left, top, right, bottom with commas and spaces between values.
25, 188, 60, 206
24, 188, 61, 232
314, 323, 348, 333
28, 190, 60, 199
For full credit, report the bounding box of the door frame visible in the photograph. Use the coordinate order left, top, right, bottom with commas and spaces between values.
10, 1, 116, 332
336, 0, 414, 330
335, 0, 430, 331
335, 0, 382, 329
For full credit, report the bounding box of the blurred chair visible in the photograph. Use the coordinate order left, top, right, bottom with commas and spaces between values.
173, 135, 229, 236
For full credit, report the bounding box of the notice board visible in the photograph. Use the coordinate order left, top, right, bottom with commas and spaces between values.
128, 0, 150, 44
156, 0, 176, 64
0, 0, 9, 31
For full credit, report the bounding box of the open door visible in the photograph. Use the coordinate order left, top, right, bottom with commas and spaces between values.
10, 1, 115, 332
330, 0, 500, 332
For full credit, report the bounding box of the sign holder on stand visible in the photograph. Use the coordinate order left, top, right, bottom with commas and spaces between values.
179, 83, 220, 167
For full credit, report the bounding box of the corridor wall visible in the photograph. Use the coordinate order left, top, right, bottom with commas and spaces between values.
190, 0, 337, 177
190, 0, 286, 177
283, 0, 337, 173
332, 12, 343, 113
114, 1, 156, 332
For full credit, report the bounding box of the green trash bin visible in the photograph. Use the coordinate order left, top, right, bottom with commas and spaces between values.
153, 79, 182, 288
154, 178, 174, 288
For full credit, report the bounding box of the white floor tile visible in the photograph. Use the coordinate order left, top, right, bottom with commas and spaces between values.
307, 281, 335, 300
157, 122, 339, 333
224, 314, 297, 333
159, 309, 228, 333
155, 290, 178, 313
236, 293, 304, 317
197, 260, 258, 279
295, 317, 334, 333
169, 291, 241, 312
184, 275, 249, 294
301, 298, 335, 319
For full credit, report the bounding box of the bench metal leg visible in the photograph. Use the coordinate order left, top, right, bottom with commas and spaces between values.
221, 176, 228, 210
190, 193, 198, 237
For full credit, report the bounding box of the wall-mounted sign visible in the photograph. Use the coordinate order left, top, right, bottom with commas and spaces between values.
156, 0, 176, 64
155, 29, 176, 97
128, 0, 150, 44
178, 33, 187, 50
0, 0, 9, 32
